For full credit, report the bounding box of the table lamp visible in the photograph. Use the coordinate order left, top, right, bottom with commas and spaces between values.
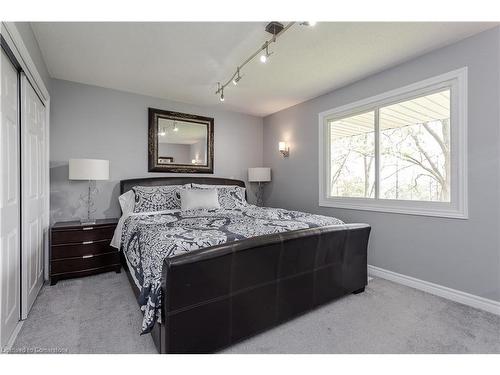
248, 167, 271, 206
69, 158, 110, 224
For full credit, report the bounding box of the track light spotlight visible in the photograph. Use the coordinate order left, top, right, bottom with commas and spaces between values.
233, 68, 242, 85
260, 44, 271, 63
220, 88, 225, 102
301, 21, 317, 27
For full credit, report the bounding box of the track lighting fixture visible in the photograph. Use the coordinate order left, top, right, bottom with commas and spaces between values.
215, 22, 315, 102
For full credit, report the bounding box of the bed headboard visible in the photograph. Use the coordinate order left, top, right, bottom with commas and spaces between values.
120, 177, 246, 194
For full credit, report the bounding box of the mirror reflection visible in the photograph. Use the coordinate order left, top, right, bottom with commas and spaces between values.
157, 119, 208, 166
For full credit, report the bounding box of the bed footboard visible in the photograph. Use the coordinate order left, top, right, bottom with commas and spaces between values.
159, 223, 370, 353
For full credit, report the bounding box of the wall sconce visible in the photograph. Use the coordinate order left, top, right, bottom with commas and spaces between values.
279, 141, 289, 158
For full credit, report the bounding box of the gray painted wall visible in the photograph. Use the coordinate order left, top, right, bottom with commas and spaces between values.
263, 27, 500, 302
13, 22, 51, 92
50, 79, 263, 222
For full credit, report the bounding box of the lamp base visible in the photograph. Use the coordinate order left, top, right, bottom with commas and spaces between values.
81, 179, 97, 226
254, 182, 265, 206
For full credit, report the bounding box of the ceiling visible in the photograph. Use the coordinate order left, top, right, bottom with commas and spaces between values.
31, 22, 497, 117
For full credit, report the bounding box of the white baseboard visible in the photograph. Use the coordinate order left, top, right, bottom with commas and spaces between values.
3, 320, 24, 353
368, 265, 500, 316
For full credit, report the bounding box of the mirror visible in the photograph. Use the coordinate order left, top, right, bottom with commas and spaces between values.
148, 108, 214, 173
157, 119, 208, 165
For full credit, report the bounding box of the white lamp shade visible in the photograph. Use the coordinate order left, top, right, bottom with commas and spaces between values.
248, 167, 271, 182
69, 159, 110, 180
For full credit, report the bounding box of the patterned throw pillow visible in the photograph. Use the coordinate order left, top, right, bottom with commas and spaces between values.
191, 184, 247, 209
133, 185, 189, 213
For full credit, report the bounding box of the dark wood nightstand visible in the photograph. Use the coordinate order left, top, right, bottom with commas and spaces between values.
50, 218, 121, 285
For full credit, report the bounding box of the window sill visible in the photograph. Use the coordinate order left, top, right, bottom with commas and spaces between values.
318, 198, 468, 219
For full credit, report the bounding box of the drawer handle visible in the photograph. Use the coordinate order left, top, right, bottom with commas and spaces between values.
82, 227, 94, 231
82, 254, 93, 259
82, 241, 94, 245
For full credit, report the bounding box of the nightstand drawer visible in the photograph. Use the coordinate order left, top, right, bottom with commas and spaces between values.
51, 225, 116, 245
51, 251, 120, 275
51, 239, 114, 260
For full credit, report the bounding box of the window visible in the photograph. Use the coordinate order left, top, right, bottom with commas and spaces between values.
319, 69, 467, 218
330, 111, 375, 198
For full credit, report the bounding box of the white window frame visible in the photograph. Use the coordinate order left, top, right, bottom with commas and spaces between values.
318, 68, 468, 219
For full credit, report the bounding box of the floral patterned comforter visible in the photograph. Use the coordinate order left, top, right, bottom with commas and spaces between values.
120, 205, 344, 334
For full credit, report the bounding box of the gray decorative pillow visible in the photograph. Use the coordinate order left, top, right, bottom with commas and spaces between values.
191, 184, 247, 209
133, 185, 189, 213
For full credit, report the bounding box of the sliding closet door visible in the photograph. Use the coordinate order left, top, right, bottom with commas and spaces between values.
0, 49, 21, 347
21, 73, 46, 318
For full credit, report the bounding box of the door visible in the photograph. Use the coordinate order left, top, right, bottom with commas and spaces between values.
0, 49, 21, 347
21, 73, 46, 318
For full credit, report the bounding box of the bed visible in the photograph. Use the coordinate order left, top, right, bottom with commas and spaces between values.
116, 177, 370, 353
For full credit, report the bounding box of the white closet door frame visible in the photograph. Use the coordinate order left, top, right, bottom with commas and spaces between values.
1, 23, 50, 284
1, 23, 49, 101
0, 47, 21, 349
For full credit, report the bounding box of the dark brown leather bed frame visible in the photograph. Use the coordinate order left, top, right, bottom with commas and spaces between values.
119, 177, 370, 353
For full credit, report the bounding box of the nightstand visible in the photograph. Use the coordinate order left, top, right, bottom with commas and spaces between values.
50, 218, 121, 285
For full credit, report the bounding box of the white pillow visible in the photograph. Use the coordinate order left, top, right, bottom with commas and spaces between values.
180, 188, 220, 211
118, 190, 135, 215
192, 183, 247, 209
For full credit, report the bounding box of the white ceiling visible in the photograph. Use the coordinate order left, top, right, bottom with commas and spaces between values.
31, 22, 497, 117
